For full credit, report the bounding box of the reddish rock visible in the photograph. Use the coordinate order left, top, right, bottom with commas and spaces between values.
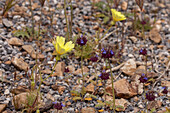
106, 79, 137, 98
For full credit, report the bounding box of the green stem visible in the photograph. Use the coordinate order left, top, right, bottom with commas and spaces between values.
38, 6, 42, 39
145, 56, 147, 76
29, 0, 34, 38
64, 0, 70, 41
108, 60, 115, 113
43, 56, 60, 81
81, 46, 85, 96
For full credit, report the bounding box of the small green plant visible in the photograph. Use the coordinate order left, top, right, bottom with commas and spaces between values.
2, 0, 18, 17
12, 27, 46, 40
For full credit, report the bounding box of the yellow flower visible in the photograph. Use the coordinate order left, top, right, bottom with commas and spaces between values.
111, 9, 126, 22
52, 36, 74, 55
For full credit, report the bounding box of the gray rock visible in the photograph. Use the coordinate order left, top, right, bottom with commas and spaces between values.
2, 18, 13, 28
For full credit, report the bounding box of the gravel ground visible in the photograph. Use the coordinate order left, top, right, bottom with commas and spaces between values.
0, 0, 169, 113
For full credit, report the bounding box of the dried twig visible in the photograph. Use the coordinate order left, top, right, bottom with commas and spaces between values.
106, 62, 125, 73
152, 61, 170, 88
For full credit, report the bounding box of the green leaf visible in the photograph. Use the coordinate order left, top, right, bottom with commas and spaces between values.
70, 90, 80, 96
12, 29, 29, 38
103, 17, 110, 24
95, 13, 106, 18
150, 108, 156, 113
72, 96, 82, 101
115, 105, 124, 111
95, 103, 105, 108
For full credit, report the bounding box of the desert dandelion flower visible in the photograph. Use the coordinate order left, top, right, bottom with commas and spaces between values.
111, 9, 126, 22
52, 36, 75, 55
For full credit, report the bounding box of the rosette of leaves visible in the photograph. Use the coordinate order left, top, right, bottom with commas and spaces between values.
12, 27, 46, 39
94, 1, 112, 25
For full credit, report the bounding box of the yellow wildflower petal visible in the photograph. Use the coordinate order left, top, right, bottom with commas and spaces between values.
64, 41, 75, 52
111, 9, 126, 22
98, 109, 104, 112
57, 36, 65, 48
56, 43, 66, 55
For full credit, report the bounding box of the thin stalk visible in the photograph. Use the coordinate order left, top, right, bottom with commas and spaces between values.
29, 0, 35, 38
43, 57, 59, 81
38, 6, 43, 39
70, 0, 73, 39
121, 21, 125, 54
81, 47, 84, 88
108, 60, 115, 113
64, 0, 70, 41
145, 56, 147, 75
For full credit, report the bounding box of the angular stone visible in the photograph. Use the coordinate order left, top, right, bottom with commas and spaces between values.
73, 66, 89, 75
161, 81, 170, 87
12, 57, 29, 71
12, 92, 43, 110
2, 18, 13, 28
81, 107, 95, 113
105, 96, 129, 111
22, 45, 44, 59
54, 62, 65, 77
149, 28, 162, 43
121, 59, 136, 76
41, 68, 52, 74
8, 38, 24, 46
0, 104, 7, 113
66, 65, 75, 73
147, 100, 162, 110
121, 1, 128, 10
129, 36, 137, 43
86, 83, 94, 93
106, 79, 137, 98
58, 86, 66, 94
11, 85, 29, 95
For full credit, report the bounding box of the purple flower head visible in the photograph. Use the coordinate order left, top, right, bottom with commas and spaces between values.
76, 35, 87, 46
146, 91, 156, 101
141, 20, 146, 25
53, 101, 64, 110
139, 73, 148, 83
64, 67, 69, 73
139, 48, 147, 56
90, 55, 98, 62
101, 48, 114, 59
99, 70, 109, 80
162, 86, 168, 94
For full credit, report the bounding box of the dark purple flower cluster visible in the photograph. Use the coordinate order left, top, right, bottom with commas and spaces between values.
90, 55, 98, 62
162, 86, 168, 94
76, 35, 88, 46
139, 48, 147, 56
53, 101, 65, 110
64, 67, 69, 73
146, 91, 156, 101
99, 70, 109, 80
141, 20, 146, 25
101, 48, 114, 59
139, 73, 148, 83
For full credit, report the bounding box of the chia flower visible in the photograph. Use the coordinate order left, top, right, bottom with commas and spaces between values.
141, 20, 146, 25
99, 70, 109, 80
111, 9, 126, 22
139, 48, 147, 55
64, 67, 69, 73
139, 73, 148, 83
76, 35, 88, 46
53, 101, 65, 110
90, 55, 98, 62
101, 48, 114, 59
52, 36, 75, 55
162, 86, 168, 94
146, 91, 156, 101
